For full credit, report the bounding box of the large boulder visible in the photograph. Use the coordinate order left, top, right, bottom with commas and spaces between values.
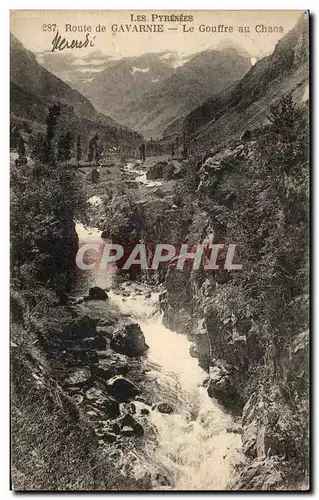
207, 363, 231, 396
118, 413, 144, 437
86, 287, 108, 301
106, 375, 140, 402
146, 161, 175, 181
110, 323, 149, 357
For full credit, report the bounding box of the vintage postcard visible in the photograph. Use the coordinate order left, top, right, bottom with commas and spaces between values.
10, 10, 309, 491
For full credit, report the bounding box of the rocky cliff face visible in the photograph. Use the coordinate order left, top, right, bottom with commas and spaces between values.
158, 101, 309, 489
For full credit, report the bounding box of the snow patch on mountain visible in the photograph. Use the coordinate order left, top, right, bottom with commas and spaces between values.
131, 66, 150, 74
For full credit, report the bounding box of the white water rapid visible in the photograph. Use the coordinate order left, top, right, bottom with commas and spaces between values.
123, 161, 164, 187
75, 223, 243, 490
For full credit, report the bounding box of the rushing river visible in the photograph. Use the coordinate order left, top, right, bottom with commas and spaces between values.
75, 222, 243, 490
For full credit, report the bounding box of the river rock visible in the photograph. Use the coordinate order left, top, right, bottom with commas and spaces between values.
85, 387, 120, 417
226, 423, 243, 435
64, 367, 91, 387
152, 402, 174, 414
110, 323, 149, 357
94, 420, 119, 442
125, 181, 139, 189
118, 413, 144, 437
86, 405, 105, 418
97, 319, 115, 328
125, 402, 137, 414
140, 408, 150, 416
86, 287, 108, 301
106, 375, 140, 402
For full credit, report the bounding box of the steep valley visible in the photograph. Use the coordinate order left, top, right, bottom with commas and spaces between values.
10, 13, 309, 492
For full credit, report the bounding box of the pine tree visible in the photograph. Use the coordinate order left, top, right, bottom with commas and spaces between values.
30, 132, 46, 164
17, 134, 26, 164
95, 142, 100, 166
10, 126, 19, 150
44, 104, 60, 165
76, 135, 82, 166
87, 134, 99, 165
57, 131, 73, 166
87, 138, 95, 164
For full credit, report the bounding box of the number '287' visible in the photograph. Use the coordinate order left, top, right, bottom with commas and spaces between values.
42, 24, 56, 32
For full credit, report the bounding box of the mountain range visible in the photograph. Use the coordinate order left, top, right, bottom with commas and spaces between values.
80, 47, 251, 138
11, 13, 309, 150
80, 51, 192, 118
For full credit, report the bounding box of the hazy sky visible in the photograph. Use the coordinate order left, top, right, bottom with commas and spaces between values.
11, 10, 304, 59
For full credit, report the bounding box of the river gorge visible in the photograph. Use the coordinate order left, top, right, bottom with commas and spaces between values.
75, 215, 243, 490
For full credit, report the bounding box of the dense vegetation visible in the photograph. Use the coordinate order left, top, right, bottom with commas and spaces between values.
11, 105, 86, 295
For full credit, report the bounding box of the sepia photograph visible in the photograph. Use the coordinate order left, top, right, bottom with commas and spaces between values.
10, 9, 309, 491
